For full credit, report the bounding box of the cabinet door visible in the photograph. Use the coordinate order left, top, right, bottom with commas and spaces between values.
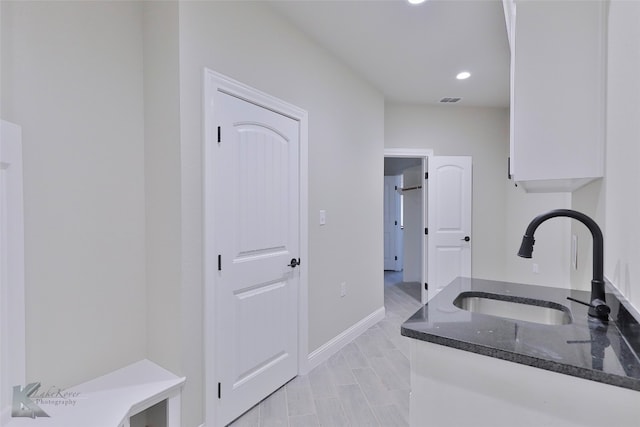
511, 0, 606, 192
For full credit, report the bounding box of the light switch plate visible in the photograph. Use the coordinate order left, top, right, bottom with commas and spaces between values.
319, 210, 326, 225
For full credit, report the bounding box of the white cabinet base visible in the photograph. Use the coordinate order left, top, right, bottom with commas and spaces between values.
410, 340, 639, 427
5, 359, 185, 427
516, 177, 601, 194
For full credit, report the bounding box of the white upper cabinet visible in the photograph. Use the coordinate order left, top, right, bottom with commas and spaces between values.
507, 0, 607, 192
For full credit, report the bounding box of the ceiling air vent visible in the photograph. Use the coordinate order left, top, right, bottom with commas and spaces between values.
440, 97, 462, 103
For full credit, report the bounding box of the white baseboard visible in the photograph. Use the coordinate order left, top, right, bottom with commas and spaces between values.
304, 306, 386, 373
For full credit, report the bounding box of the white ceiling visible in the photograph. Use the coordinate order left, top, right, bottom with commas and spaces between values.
268, 0, 510, 108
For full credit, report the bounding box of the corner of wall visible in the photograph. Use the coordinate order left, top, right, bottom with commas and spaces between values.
142, 0, 182, 384
306, 306, 385, 373
603, 0, 640, 314
569, 180, 604, 292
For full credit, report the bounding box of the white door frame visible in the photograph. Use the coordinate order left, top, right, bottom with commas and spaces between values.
0, 120, 26, 425
203, 69, 309, 426
383, 175, 402, 272
384, 148, 433, 304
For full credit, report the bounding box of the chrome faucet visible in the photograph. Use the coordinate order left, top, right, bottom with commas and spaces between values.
517, 209, 610, 320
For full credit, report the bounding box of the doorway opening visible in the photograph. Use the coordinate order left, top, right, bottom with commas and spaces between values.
383, 149, 432, 304
383, 149, 473, 307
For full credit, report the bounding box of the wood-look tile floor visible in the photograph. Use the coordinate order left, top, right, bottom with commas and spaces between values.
229, 271, 423, 427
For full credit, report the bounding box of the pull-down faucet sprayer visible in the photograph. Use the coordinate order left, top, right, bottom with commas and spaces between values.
517, 209, 610, 320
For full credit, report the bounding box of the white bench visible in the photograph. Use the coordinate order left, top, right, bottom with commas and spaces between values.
6, 359, 185, 427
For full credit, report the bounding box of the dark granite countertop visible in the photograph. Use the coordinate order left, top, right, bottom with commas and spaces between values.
401, 277, 640, 391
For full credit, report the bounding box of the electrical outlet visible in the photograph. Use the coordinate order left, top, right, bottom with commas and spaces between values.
532, 263, 539, 274
340, 282, 347, 297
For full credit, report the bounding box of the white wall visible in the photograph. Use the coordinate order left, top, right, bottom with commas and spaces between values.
570, 180, 604, 293
402, 165, 423, 283
176, 2, 384, 425
10, 1, 633, 425
385, 104, 572, 288
2, 2, 385, 426
1, 1, 147, 388
599, 0, 640, 311
570, 0, 640, 315
0, 0, 3, 116
142, 1, 182, 376
506, 0, 640, 306
504, 184, 571, 287
386, 105, 510, 281
517, 1, 640, 309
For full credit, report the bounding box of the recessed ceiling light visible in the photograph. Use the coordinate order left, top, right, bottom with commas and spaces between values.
408, 0, 427, 4
456, 71, 471, 80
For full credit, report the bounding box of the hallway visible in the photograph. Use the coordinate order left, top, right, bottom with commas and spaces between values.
230, 272, 423, 427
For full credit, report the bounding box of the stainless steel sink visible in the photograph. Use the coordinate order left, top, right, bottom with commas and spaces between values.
453, 292, 572, 325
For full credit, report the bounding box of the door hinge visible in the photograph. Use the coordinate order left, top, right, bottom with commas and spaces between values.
395, 185, 398, 190
394, 220, 397, 226
425, 228, 428, 235
218, 254, 222, 271
395, 256, 398, 261
507, 157, 511, 180
425, 283, 428, 290
425, 172, 428, 180
218, 382, 221, 399
217, 126, 221, 143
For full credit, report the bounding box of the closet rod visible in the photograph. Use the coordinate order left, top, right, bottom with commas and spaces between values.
400, 185, 422, 192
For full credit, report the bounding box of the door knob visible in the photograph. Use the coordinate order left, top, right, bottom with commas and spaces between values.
288, 258, 300, 268
461, 236, 470, 242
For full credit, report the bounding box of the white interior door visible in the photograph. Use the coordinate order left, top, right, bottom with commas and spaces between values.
384, 176, 402, 271
209, 91, 300, 426
427, 156, 472, 297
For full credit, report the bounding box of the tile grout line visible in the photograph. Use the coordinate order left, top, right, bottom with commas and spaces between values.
233, 272, 421, 427
286, 383, 292, 427
351, 365, 385, 427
